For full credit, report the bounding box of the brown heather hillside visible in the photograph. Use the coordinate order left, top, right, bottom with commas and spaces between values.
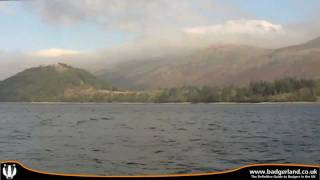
235, 48, 320, 84
99, 37, 320, 90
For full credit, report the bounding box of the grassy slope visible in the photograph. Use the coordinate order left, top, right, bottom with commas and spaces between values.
0, 64, 110, 101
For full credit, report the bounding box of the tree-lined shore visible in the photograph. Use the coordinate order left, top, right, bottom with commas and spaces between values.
65, 78, 320, 103
0, 64, 319, 103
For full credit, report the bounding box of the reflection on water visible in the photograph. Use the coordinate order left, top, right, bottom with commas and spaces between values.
0, 103, 319, 175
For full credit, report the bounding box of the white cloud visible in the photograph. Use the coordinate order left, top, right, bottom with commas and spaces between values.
26, 0, 207, 32
19, 1, 315, 54
31, 48, 80, 58
24, 0, 312, 49
181, 19, 307, 48
184, 19, 284, 35
25, 0, 256, 35
0, 0, 316, 80
0, 3, 15, 15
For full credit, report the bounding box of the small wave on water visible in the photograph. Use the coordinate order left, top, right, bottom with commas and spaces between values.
0, 103, 319, 175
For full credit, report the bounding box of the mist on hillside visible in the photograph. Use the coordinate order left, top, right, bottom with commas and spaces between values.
0, 0, 320, 80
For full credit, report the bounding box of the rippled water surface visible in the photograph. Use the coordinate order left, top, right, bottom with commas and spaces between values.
0, 103, 319, 175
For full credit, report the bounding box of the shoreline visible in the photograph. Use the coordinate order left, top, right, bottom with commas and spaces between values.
0, 101, 318, 105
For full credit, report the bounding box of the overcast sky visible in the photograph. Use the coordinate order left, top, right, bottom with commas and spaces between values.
0, 0, 319, 79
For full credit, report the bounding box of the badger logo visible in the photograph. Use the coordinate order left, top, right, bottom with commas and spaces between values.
2, 164, 17, 180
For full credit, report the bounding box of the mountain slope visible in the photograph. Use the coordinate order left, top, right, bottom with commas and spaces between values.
235, 37, 320, 83
278, 36, 320, 51
0, 63, 110, 101
100, 44, 271, 89
99, 37, 320, 90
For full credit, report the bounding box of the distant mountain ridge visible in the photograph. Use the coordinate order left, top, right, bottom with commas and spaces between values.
99, 37, 320, 90
0, 37, 320, 102
0, 63, 319, 103
0, 63, 110, 101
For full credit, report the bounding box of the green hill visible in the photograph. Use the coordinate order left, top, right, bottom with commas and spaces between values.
0, 63, 111, 101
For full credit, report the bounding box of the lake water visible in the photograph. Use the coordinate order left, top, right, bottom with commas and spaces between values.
0, 103, 319, 175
